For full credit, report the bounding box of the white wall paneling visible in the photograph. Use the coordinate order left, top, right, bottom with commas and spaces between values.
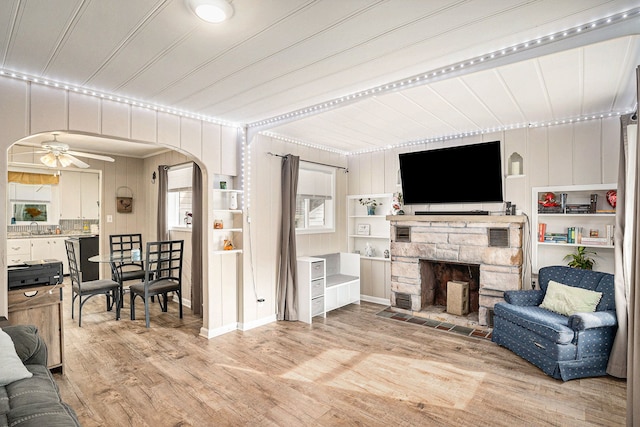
68, 92, 100, 133
30, 84, 66, 134
101, 99, 130, 139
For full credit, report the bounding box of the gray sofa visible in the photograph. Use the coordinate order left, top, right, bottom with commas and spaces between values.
492, 265, 617, 381
1, 325, 80, 426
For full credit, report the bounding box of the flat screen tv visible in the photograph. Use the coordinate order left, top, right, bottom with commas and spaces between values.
399, 141, 504, 204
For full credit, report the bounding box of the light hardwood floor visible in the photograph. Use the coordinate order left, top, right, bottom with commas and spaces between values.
54, 283, 626, 427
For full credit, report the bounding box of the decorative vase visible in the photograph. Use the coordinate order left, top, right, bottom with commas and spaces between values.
367, 206, 376, 215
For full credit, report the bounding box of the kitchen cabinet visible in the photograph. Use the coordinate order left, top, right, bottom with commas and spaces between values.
7, 239, 31, 265
59, 171, 99, 219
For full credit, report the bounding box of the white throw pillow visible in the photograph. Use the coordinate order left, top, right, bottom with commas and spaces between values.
0, 328, 33, 386
540, 280, 603, 316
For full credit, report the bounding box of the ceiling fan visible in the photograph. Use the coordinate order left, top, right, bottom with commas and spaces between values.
38, 134, 115, 168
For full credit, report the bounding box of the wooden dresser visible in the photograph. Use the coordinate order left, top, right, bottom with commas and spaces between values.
8, 284, 64, 372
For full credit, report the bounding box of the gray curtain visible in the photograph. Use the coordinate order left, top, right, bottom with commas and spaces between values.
276, 154, 300, 321
608, 65, 639, 426
191, 163, 203, 316
157, 165, 169, 241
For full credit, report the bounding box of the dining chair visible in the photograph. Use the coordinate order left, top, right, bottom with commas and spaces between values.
109, 233, 147, 307
65, 239, 120, 327
129, 240, 184, 328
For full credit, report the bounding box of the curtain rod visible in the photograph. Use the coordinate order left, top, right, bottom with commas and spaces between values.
267, 152, 348, 172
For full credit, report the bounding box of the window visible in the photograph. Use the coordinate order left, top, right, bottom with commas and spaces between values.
295, 162, 335, 233
167, 163, 193, 228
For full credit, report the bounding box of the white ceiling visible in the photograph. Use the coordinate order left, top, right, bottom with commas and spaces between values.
1, 0, 639, 156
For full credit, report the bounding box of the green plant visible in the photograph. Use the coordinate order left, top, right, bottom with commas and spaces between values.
359, 198, 380, 208
563, 246, 596, 270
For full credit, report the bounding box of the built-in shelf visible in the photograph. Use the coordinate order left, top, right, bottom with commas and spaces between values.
213, 209, 242, 214
348, 234, 389, 239
213, 228, 243, 232
212, 249, 243, 254
213, 189, 243, 193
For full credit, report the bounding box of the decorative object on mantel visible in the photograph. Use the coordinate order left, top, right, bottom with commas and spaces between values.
116, 186, 133, 213
359, 198, 380, 215
563, 246, 596, 270
391, 192, 404, 215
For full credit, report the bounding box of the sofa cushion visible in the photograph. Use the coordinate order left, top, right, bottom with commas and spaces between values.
540, 280, 602, 316
5, 364, 80, 427
0, 329, 33, 386
493, 302, 574, 344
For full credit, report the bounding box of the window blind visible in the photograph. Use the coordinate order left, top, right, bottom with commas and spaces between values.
167, 164, 193, 192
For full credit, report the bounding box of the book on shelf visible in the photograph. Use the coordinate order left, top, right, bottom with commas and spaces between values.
544, 233, 568, 243
580, 237, 610, 246
538, 223, 546, 242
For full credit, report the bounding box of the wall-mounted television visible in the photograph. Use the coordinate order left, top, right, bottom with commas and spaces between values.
399, 141, 504, 205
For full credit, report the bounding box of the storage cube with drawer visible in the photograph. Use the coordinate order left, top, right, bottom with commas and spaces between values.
297, 257, 326, 323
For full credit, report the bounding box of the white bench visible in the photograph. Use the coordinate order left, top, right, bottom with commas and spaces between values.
297, 252, 360, 323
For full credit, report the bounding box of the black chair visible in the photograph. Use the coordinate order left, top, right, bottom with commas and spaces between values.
130, 240, 184, 328
109, 234, 147, 307
65, 239, 120, 327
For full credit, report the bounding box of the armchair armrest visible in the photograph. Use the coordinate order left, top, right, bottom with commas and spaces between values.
569, 310, 618, 331
1, 324, 48, 366
503, 289, 545, 306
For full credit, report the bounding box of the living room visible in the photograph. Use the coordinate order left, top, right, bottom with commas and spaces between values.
0, 1, 639, 425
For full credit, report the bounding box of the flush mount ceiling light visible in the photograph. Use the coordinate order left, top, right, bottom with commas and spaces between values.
188, 0, 233, 23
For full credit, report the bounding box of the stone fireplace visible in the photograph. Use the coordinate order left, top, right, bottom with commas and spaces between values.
387, 214, 525, 326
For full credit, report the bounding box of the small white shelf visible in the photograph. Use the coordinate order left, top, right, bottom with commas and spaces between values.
349, 234, 389, 239
213, 189, 244, 193
359, 256, 390, 262
213, 209, 242, 214
212, 249, 243, 254
213, 228, 242, 232
538, 242, 614, 249
538, 213, 616, 218
349, 215, 388, 219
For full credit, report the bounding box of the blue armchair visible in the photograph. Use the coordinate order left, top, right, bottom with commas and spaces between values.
492, 265, 617, 381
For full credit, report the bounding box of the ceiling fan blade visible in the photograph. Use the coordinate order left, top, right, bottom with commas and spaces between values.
66, 150, 115, 162
60, 153, 90, 168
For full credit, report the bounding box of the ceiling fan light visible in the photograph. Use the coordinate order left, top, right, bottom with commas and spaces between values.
58, 155, 73, 167
40, 153, 58, 168
188, 0, 233, 23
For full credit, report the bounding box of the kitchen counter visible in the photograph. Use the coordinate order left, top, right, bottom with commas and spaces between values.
8, 232, 99, 239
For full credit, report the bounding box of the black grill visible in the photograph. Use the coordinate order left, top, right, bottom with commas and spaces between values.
395, 226, 411, 242
395, 292, 412, 310
488, 228, 509, 247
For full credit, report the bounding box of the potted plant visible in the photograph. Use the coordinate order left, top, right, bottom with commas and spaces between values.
563, 246, 596, 270
359, 198, 380, 215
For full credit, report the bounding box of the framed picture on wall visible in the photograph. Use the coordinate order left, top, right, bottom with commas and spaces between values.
357, 224, 370, 235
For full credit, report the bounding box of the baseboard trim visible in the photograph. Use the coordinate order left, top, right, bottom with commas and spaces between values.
360, 295, 390, 306
239, 314, 277, 331
200, 322, 238, 339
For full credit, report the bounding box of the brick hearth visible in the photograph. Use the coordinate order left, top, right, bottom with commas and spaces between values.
387, 215, 525, 326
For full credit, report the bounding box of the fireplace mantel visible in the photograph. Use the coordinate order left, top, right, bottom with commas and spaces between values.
387, 214, 526, 224
387, 214, 525, 326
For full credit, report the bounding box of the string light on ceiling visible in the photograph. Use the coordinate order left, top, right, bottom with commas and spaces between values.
248, 7, 640, 129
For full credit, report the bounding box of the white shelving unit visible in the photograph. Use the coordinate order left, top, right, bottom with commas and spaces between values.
212, 181, 243, 255
347, 193, 393, 261
532, 184, 617, 274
